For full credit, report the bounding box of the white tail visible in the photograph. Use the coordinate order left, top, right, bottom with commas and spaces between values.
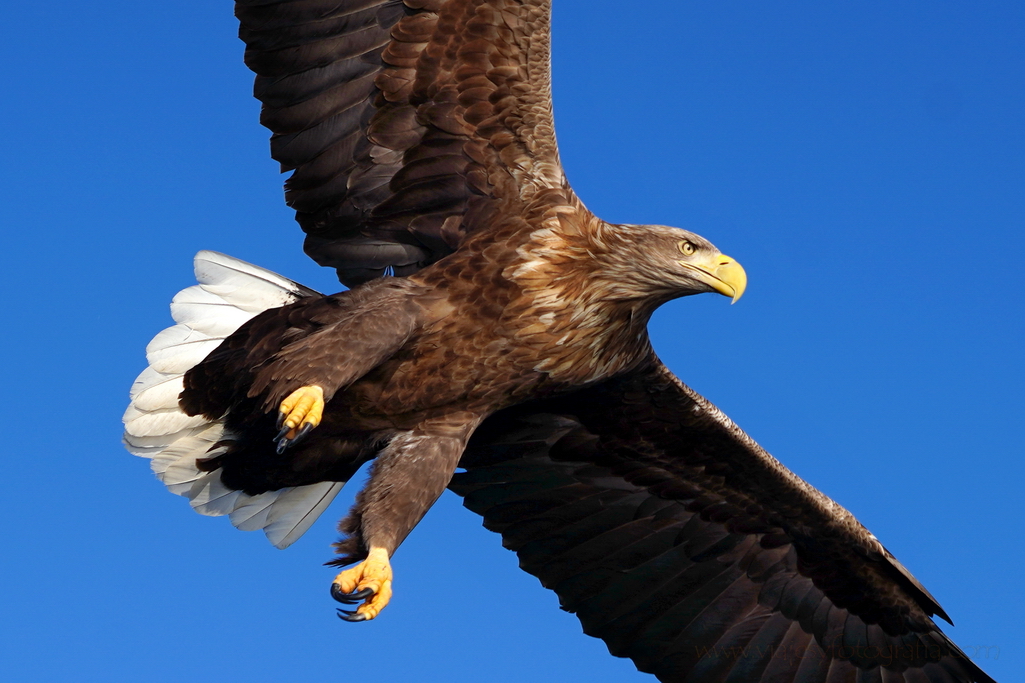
123, 251, 343, 549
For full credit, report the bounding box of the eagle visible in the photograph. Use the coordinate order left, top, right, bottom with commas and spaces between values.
122, 1, 996, 681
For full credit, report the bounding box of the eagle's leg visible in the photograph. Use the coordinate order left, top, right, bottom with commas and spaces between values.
274, 385, 325, 451
329, 423, 474, 621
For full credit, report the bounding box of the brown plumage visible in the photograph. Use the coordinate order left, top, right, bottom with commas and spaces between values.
123, 0, 995, 681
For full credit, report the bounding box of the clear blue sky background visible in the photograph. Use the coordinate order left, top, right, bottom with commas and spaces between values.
2, 2, 1021, 681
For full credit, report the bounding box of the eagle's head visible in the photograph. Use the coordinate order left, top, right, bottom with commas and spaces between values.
597, 224, 747, 306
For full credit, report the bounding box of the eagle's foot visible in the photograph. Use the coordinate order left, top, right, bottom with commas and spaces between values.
331, 547, 393, 622
274, 385, 324, 452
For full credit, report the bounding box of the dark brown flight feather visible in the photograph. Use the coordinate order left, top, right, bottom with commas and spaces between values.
238, 0, 565, 285
455, 361, 991, 682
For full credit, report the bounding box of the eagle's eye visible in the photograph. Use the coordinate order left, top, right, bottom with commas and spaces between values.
678, 240, 696, 256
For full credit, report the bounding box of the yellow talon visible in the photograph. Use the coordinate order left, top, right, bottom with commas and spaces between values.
278, 385, 324, 439
332, 547, 393, 622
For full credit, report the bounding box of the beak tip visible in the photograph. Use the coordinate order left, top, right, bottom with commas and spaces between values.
719, 257, 746, 304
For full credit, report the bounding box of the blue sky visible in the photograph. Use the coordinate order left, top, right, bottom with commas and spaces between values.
2, 2, 1021, 681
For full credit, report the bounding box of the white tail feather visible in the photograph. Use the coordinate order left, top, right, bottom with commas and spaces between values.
189, 473, 243, 516
170, 286, 254, 334
145, 337, 224, 374
131, 375, 185, 412
130, 366, 178, 399
162, 452, 209, 496
194, 251, 315, 310
146, 324, 213, 356
264, 483, 345, 549
229, 492, 279, 531
123, 425, 209, 457
123, 407, 209, 438
123, 251, 342, 549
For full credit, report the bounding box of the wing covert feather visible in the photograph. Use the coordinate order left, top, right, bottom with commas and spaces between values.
452, 359, 994, 683
236, 0, 568, 286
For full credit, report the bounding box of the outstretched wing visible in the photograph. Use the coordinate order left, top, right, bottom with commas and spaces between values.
236, 0, 567, 286
453, 359, 994, 683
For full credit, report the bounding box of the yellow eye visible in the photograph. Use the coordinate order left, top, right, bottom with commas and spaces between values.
679, 240, 695, 256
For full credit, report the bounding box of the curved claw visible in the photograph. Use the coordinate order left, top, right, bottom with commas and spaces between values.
290, 421, 315, 448
337, 609, 367, 622
331, 583, 375, 604
275, 419, 315, 448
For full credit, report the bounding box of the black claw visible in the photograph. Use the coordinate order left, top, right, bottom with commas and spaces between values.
274, 422, 314, 452
331, 583, 374, 604
330, 583, 349, 602
291, 422, 315, 447
336, 609, 367, 622
347, 587, 375, 601
275, 411, 286, 430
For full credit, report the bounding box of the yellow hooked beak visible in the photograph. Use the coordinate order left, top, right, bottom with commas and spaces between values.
685, 253, 747, 303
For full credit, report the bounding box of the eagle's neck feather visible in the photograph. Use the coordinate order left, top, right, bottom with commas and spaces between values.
503, 207, 658, 385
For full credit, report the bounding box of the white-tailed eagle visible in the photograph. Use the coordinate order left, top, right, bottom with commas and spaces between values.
123, 1, 995, 681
